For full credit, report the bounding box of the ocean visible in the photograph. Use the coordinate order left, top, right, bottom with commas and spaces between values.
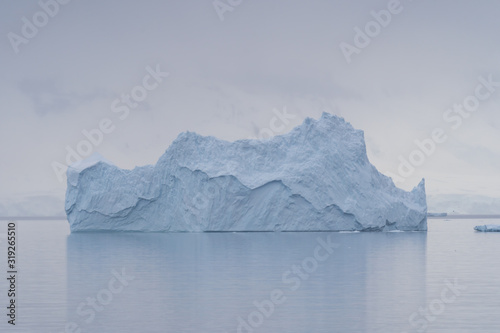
0, 218, 499, 332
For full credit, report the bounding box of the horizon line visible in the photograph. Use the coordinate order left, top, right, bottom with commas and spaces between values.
1, 214, 500, 221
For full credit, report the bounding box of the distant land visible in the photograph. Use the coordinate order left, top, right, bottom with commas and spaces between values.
0, 216, 67, 220
427, 212, 448, 217
427, 214, 500, 219
1, 215, 500, 222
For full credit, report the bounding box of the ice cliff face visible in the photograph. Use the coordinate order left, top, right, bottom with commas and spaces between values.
65, 113, 427, 232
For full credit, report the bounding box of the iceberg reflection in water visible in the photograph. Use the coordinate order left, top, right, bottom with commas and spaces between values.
66, 228, 426, 332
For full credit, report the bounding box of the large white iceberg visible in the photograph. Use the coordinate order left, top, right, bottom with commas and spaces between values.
65, 113, 427, 232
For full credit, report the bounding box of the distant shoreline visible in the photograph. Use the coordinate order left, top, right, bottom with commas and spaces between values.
427, 214, 500, 219
0, 216, 67, 220
0, 215, 499, 221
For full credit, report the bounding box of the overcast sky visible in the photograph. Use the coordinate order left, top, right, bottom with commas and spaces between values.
1, 0, 500, 206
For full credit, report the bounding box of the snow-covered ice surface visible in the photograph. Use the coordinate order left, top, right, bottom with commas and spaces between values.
65, 113, 427, 232
474, 225, 500, 232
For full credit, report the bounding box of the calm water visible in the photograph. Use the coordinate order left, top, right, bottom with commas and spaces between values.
0, 219, 499, 333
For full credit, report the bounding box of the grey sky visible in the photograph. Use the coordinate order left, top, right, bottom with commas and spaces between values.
1, 0, 500, 208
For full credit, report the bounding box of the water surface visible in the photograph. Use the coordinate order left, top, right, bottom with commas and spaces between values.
0, 219, 499, 332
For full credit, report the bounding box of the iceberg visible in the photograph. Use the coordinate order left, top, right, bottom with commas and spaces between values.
65, 113, 427, 232
474, 225, 500, 232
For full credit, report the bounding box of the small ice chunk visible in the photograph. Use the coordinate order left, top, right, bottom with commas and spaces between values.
474, 225, 500, 232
